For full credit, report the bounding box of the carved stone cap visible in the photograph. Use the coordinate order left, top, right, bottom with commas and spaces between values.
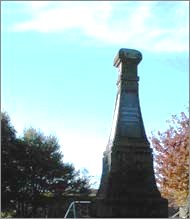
113, 48, 142, 67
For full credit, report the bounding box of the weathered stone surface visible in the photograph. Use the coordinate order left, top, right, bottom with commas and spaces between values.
92, 48, 168, 218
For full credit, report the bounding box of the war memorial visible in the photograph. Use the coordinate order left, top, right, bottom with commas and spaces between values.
92, 48, 168, 217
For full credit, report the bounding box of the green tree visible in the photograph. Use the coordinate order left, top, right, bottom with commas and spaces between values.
1, 112, 18, 215
18, 127, 91, 216
1, 113, 91, 217
150, 112, 189, 210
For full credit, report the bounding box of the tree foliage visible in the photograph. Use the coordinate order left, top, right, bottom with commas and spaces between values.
150, 112, 189, 207
1, 112, 91, 217
1, 112, 18, 211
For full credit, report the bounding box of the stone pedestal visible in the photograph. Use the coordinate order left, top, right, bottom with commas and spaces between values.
92, 49, 168, 218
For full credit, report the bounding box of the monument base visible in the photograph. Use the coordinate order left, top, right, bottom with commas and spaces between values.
92, 196, 168, 218
91, 143, 168, 218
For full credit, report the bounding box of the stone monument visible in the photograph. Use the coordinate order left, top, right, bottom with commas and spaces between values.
93, 48, 168, 217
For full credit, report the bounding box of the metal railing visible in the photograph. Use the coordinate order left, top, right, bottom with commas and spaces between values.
64, 201, 91, 218
171, 211, 180, 218
171, 209, 189, 218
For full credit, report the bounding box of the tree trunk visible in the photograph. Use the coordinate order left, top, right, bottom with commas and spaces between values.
21, 201, 25, 217
17, 201, 21, 217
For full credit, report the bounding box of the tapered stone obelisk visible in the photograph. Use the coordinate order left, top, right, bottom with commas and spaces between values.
93, 49, 168, 218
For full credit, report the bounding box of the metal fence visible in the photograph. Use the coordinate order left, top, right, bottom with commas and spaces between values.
64, 201, 91, 218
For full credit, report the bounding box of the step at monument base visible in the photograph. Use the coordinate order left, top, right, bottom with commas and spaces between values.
94, 197, 168, 218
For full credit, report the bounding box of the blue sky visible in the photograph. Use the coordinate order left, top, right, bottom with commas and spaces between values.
2, 1, 189, 187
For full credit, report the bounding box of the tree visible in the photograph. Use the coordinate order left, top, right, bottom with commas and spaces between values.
150, 112, 189, 209
1, 112, 18, 214
1, 113, 91, 217
18, 127, 91, 216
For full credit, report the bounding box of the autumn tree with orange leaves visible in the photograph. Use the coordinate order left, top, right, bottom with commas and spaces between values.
150, 112, 189, 208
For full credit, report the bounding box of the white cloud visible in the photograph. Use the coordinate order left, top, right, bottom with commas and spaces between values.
26, 1, 51, 10
11, 2, 112, 33
9, 1, 188, 52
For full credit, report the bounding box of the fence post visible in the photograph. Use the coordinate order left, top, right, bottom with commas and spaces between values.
73, 202, 76, 218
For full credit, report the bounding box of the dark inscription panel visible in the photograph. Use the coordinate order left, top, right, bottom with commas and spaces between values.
120, 105, 139, 124
121, 106, 139, 124
119, 93, 141, 137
